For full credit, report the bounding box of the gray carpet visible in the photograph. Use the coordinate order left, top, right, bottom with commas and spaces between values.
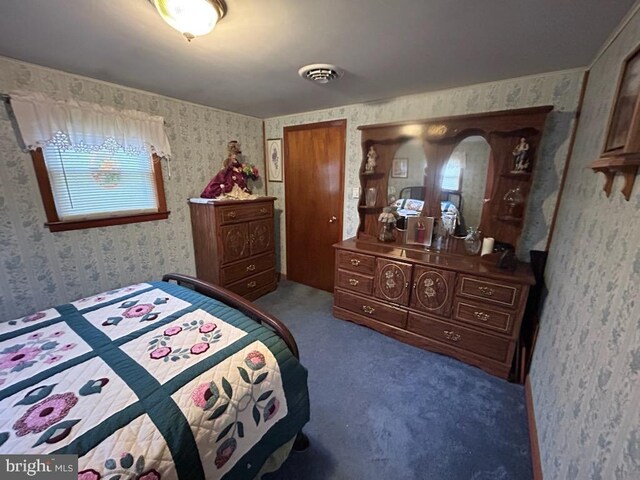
256, 280, 532, 480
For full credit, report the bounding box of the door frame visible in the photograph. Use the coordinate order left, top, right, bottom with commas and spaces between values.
284, 119, 346, 282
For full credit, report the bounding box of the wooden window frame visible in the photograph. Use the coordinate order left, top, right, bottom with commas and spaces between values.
31, 148, 170, 232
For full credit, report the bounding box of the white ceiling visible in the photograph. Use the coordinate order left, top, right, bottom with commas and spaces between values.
0, 0, 635, 118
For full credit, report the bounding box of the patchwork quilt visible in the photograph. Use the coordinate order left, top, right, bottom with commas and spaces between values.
0, 281, 310, 479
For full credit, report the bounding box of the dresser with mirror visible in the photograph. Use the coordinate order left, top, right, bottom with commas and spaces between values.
333, 107, 552, 379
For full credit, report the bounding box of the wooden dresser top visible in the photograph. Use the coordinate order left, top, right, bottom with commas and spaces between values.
334, 237, 535, 285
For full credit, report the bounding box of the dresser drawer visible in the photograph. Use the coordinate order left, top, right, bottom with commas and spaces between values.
221, 253, 275, 285
457, 275, 521, 308
336, 269, 374, 296
407, 313, 512, 363
453, 298, 514, 335
225, 269, 275, 297
335, 290, 407, 329
336, 250, 376, 275
217, 202, 273, 225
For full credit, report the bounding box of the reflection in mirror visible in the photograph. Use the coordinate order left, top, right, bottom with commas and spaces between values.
445, 135, 490, 230
387, 138, 427, 218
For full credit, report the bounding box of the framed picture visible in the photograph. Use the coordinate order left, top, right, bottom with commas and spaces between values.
391, 158, 408, 178
266, 138, 283, 182
603, 45, 640, 154
405, 216, 434, 247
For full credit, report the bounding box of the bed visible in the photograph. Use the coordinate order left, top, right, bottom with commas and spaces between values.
0, 273, 309, 479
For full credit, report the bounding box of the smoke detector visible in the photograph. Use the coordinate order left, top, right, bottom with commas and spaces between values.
298, 64, 344, 84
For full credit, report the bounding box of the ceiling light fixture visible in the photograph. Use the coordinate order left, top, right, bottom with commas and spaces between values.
151, 0, 226, 42
298, 64, 344, 84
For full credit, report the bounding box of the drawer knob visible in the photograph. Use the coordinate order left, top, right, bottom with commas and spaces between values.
247, 281, 257, 288
227, 211, 237, 219
473, 311, 490, 322
443, 330, 461, 342
246, 264, 256, 272
350, 258, 361, 266
260, 207, 268, 214
477, 286, 494, 296
349, 278, 359, 286
362, 305, 375, 315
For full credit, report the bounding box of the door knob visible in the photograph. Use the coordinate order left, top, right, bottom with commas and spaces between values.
329, 216, 337, 223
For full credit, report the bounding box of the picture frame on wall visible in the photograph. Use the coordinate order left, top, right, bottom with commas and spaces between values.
391, 158, 408, 178
603, 44, 640, 155
266, 138, 283, 182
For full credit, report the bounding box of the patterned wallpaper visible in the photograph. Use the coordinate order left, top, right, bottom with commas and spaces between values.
0, 56, 265, 319
264, 70, 583, 273
530, 9, 640, 480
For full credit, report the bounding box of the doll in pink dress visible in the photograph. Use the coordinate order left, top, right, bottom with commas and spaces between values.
201, 141, 249, 198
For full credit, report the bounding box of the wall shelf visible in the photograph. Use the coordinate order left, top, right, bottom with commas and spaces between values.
500, 172, 532, 180
590, 154, 640, 201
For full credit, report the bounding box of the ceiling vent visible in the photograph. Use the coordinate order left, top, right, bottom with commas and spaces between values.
298, 64, 344, 84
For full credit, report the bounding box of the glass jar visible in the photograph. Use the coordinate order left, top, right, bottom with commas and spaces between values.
464, 227, 482, 255
365, 187, 377, 207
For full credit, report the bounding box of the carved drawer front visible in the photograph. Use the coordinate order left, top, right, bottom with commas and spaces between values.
217, 202, 273, 225
220, 224, 249, 264
335, 290, 407, 329
410, 266, 455, 317
407, 313, 512, 363
374, 259, 412, 306
336, 269, 374, 296
249, 219, 274, 256
225, 269, 275, 297
453, 299, 514, 335
457, 275, 521, 308
221, 253, 275, 285
336, 249, 376, 275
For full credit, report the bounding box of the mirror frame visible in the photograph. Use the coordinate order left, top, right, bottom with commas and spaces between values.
356, 106, 553, 250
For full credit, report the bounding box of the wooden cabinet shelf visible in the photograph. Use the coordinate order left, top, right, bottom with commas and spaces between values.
358, 205, 383, 211
360, 171, 385, 179
494, 215, 523, 224
500, 172, 531, 180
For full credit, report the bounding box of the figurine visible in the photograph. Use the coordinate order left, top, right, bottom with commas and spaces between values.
201, 141, 250, 199
365, 146, 378, 173
512, 137, 530, 172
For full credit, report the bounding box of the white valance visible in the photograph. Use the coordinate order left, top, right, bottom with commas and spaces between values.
9, 91, 172, 158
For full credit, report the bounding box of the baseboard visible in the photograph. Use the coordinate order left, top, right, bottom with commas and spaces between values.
525, 376, 543, 480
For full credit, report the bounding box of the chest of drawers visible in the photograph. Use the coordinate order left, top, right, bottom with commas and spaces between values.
333, 238, 534, 379
189, 197, 277, 301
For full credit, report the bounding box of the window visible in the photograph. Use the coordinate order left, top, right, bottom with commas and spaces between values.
32, 134, 168, 232
441, 159, 463, 192
10, 92, 171, 232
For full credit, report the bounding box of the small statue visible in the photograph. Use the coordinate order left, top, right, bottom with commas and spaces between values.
512, 137, 530, 173
201, 141, 250, 199
365, 146, 378, 174
378, 206, 397, 242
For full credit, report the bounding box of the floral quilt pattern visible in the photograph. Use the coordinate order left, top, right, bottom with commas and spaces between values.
121, 309, 247, 384
82, 289, 190, 340
172, 342, 287, 478
0, 308, 61, 334
0, 281, 309, 480
0, 324, 91, 391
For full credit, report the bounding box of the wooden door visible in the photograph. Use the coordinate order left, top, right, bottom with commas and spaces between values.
285, 120, 345, 291
410, 266, 455, 317
374, 258, 412, 306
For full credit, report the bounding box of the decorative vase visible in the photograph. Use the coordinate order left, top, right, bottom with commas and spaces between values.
365, 187, 377, 207
464, 227, 482, 255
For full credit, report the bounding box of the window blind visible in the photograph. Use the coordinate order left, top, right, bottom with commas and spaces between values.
43, 140, 158, 221
441, 162, 462, 191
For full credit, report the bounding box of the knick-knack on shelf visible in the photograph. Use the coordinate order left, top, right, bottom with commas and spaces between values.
365, 146, 378, 173
511, 137, 530, 173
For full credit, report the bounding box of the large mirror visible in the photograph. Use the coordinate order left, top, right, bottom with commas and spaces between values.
445, 135, 491, 230
387, 135, 491, 234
